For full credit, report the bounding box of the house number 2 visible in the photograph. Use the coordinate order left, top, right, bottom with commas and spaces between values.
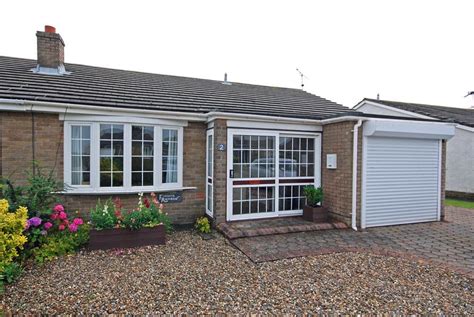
217, 144, 226, 151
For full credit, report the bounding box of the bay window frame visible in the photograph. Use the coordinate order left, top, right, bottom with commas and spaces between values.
64, 118, 184, 194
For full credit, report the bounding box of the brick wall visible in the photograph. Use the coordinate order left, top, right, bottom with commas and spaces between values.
36, 31, 65, 69
322, 121, 360, 226
0, 111, 206, 224
212, 119, 227, 224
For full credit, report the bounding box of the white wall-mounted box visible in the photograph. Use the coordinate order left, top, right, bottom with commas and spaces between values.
327, 154, 337, 169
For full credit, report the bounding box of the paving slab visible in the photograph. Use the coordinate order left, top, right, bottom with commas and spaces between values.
231, 206, 474, 277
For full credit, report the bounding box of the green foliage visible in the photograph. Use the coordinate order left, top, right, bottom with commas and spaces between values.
445, 199, 474, 209
32, 224, 90, 264
90, 199, 117, 230
195, 216, 211, 234
0, 200, 28, 275
303, 186, 323, 207
90, 194, 173, 233
1, 164, 63, 217
1, 262, 23, 284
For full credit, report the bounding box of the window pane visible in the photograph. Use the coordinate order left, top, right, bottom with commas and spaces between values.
162, 129, 179, 184
70, 125, 91, 186
132, 172, 142, 186
143, 172, 153, 186
132, 126, 142, 140
112, 173, 123, 187
72, 126, 81, 139
143, 158, 153, 171
112, 125, 124, 139
100, 173, 111, 187
143, 142, 153, 156
100, 141, 111, 156
143, 127, 154, 140
132, 141, 142, 155
132, 157, 142, 171
100, 125, 112, 139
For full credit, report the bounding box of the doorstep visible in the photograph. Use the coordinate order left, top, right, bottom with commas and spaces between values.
217, 216, 348, 240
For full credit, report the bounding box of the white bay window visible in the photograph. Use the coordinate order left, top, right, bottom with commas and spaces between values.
64, 119, 183, 193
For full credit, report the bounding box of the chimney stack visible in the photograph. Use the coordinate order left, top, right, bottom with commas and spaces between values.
33, 25, 68, 75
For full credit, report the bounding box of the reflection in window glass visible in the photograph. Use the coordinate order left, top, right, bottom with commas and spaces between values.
279, 137, 315, 177
71, 125, 91, 185
100, 124, 124, 187
162, 129, 178, 183
232, 135, 275, 179
132, 126, 154, 186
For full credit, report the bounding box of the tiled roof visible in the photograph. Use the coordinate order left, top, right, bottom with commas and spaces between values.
0, 56, 349, 120
364, 98, 474, 128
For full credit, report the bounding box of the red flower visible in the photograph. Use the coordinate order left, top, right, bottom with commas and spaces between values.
58, 224, 66, 231
144, 197, 150, 208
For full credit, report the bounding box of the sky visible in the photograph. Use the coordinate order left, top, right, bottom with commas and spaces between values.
1, 0, 473, 109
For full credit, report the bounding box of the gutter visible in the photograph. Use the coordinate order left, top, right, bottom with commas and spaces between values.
351, 119, 364, 231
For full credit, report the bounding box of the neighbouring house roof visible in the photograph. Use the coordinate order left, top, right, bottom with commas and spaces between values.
363, 98, 474, 128
0, 56, 350, 120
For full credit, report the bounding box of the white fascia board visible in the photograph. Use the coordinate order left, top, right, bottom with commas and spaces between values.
0, 99, 207, 122
456, 124, 474, 133
353, 100, 435, 120
363, 119, 456, 140
206, 111, 321, 125
59, 114, 188, 127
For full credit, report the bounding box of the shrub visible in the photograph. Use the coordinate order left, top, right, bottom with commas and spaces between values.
1, 164, 63, 217
1, 262, 23, 284
0, 199, 28, 274
195, 216, 211, 234
32, 224, 90, 264
303, 186, 323, 207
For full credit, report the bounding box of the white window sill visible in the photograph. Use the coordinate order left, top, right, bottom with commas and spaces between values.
59, 186, 197, 196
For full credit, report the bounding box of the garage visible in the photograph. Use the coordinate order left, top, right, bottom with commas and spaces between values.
361, 120, 455, 228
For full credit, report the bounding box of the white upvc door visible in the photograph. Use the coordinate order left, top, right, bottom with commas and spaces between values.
205, 129, 214, 217
226, 129, 321, 221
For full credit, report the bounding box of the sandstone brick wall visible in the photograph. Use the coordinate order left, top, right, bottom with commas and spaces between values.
0, 111, 206, 224
37, 31, 65, 69
0, 111, 63, 184
322, 121, 360, 226
212, 119, 227, 224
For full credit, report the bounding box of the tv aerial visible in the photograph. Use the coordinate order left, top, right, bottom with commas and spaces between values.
296, 68, 309, 89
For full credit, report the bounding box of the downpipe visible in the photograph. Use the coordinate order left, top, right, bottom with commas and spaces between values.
352, 120, 363, 231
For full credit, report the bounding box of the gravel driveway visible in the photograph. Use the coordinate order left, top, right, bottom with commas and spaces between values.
1, 231, 473, 315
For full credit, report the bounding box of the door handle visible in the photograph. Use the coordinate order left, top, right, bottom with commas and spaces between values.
229, 169, 234, 178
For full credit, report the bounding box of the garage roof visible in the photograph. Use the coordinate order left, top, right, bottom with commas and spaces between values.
0, 56, 350, 120
364, 98, 474, 128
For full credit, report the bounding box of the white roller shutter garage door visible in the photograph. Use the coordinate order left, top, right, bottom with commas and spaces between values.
364, 137, 441, 227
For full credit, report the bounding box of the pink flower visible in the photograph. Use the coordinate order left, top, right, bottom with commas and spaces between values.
68, 223, 78, 232
58, 224, 66, 231
24, 221, 30, 230
72, 218, 83, 226
58, 211, 67, 220
43, 222, 53, 230
50, 213, 58, 220
53, 204, 65, 213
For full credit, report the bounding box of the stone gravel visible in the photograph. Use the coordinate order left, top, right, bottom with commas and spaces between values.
1, 231, 473, 315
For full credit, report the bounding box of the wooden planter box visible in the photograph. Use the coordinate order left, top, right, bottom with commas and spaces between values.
88, 225, 166, 250
303, 205, 329, 223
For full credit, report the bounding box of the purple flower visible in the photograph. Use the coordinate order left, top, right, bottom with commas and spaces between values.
68, 223, 78, 232
28, 217, 42, 227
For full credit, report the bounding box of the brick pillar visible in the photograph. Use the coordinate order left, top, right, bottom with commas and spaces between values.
213, 119, 227, 224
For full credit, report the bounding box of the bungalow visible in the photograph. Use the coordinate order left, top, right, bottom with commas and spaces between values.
0, 26, 455, 229
355, 99, 474, 200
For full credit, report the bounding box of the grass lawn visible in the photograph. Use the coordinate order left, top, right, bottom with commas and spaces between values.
445, 198, 474, 209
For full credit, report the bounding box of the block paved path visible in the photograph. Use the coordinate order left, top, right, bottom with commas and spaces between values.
231, 206, 474, 277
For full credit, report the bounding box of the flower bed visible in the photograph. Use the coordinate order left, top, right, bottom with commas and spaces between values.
88, 225, 165, 250
88, 193, 171, 250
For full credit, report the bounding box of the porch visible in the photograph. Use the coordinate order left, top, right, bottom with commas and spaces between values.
217, 216, 348, 239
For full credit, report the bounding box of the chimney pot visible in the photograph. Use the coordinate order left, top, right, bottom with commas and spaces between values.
44, 25, 56, 33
